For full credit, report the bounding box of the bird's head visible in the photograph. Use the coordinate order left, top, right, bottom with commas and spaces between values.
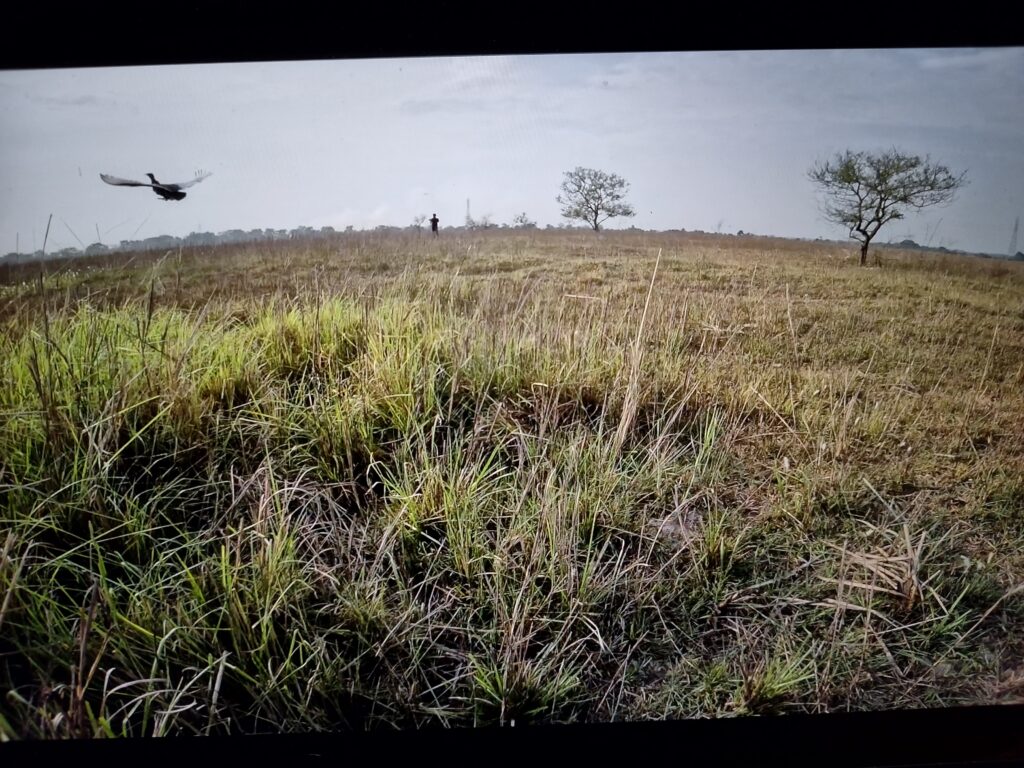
146, 173, 157, 183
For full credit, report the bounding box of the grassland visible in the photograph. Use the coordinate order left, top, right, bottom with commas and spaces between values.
1, 230, 1023, 737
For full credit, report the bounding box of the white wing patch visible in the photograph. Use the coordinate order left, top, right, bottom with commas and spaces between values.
100, 173, 151, 187
167, 170, 213, 189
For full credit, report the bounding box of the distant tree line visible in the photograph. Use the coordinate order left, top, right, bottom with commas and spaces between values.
1, 226, 324, 264
1, 225, 382, 264
1, 217, 549, 265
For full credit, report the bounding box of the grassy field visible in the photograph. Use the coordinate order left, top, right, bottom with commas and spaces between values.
1, 230, 1023, 737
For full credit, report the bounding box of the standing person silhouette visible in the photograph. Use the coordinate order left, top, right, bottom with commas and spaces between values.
430, 213, 439, 236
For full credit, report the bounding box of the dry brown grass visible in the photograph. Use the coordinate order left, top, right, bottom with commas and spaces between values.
1, 230, 1022, 736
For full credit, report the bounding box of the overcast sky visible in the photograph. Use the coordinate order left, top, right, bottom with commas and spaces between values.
2, 48, 1022, 255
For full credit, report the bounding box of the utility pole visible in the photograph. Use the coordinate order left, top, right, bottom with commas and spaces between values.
1009, 216, 1019, 257
42, 214, 53, 257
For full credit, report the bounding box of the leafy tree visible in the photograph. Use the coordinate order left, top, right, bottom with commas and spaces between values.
557, 167, 635, 231
808, 149, 966, 266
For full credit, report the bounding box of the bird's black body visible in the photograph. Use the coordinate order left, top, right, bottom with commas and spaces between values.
100, 170, 211, 201
146, 173, 187, 201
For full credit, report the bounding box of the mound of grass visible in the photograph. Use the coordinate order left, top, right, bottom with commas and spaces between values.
1, 232, 1022, 737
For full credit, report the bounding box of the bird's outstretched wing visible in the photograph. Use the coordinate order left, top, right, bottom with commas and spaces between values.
100, 173, 152, 187
167, 170, 213, 189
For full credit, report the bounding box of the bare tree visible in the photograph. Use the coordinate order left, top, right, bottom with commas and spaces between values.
808, 148, 966, 266
557, 167, 635, 231
412, 214, 427, 233
512, 212, 536, 229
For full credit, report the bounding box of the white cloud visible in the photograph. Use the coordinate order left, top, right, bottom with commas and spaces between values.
916, 47, 1024, 71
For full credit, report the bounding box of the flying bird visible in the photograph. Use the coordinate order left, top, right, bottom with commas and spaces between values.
100, 170, 212, 201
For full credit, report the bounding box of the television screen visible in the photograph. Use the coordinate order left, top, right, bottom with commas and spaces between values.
2, 21, 1023, 759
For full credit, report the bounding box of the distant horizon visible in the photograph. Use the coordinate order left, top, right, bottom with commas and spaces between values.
4, 221, 1018, 265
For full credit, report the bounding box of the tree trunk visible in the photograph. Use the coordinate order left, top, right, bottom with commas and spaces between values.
860, 241, 869, 266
